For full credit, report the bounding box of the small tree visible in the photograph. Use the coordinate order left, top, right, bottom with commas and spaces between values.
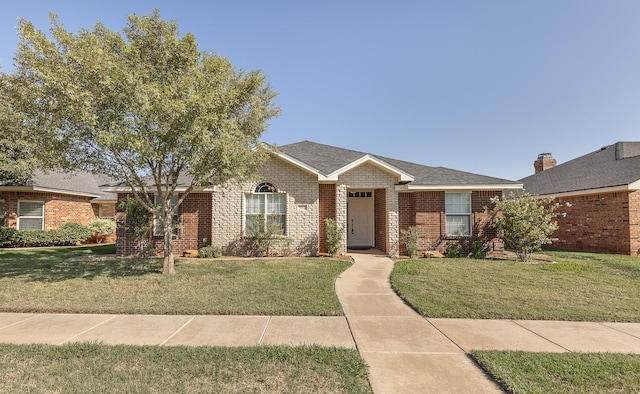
400, 226, 426, 259
324, 218, 345, 256
486, 192, 563, 262
119, 197, 154, 256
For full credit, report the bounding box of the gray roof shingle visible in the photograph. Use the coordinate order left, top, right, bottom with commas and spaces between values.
280, 141, 520, 186
520, 141, 640, 195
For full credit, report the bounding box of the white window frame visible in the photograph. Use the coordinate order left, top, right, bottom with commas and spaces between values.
154, 195, 179, 236
445, 193, 471, 236
244, 183, 287, 236
17, 200, 45, 231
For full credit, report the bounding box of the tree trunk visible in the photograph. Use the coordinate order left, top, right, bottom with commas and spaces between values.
162, 216, 175, 275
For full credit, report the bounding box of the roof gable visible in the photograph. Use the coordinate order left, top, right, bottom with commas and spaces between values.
521, 142, 640, 195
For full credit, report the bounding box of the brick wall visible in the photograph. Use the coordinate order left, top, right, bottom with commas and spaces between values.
374, 188, 388, 252
552, 191, 639, 256
0, 191, 99, 230
211, 156, 320, 256
397, 190, 501, 256
116, 192, 212, 257
318, 184, 336, 254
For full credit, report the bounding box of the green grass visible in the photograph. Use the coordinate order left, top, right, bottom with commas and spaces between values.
0, 245, 350, 315
0, 342, 372, 393
391, 250, 640, 321
471, 351, 640, 394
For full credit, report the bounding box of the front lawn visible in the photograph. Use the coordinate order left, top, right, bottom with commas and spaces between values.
0, 343, 372, 393
0, 245, 350, 315
471, 350, 640, 394
391, 250, 640, 321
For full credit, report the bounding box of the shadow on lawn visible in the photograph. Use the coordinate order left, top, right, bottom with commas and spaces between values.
0, 246, 160, 282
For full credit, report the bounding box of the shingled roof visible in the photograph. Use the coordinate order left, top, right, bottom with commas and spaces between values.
0, 170, 117, 201
521, 141, 640, 196
279, 141, 521, 188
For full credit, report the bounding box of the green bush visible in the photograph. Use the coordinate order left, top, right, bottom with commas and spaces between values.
445, 241, 462, 258
198, 246, 222, 258
13, 230, 54, 247
89, 219, 116, 243
59, 223, 92, 244
400, 226, 426, 259
324, 218, 345, 256
0, 227, 16, 247
470, 240, 488, 259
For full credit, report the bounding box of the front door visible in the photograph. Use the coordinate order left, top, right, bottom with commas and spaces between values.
347, 191, 375, 248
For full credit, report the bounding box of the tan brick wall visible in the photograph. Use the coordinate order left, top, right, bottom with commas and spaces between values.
211, 156, 320, 256
336, 163, 400, 256
318, 184, 336, 254
0, 191, 99, 230
553, 191, 638, 255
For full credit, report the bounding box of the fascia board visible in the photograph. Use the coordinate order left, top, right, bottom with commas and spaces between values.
100, 186, 214, 193
396, 183, 523, 192
328, 155, 414, 182
533, 183, 640, 199
31, 186, 102, 198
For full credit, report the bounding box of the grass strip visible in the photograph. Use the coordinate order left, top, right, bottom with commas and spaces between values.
0, 342, 372, 393
0, 245, 350, 315
390, 250, 640, 321
471, 350, 640, 394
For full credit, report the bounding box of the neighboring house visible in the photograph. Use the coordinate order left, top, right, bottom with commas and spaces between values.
104, 141, 522, 257
521, 141, 640, 256
0, 171, 117, 231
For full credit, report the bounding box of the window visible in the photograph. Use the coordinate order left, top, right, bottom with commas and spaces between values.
18, 201, 44, 231
245, 183, 286, 235
445, 193, 471, 236
154, 195, 179, 236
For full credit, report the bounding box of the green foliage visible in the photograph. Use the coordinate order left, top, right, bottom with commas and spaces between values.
88, 218, 116, 243
487, 192, 561, 262
245, 213, 285, 257
59, 223, 92, 243
198, 246, 222, 258
0, 227, 17, 246
119, 197, 154, 255
470, 240, 488, 259
400, 226, 426, 259
3, 10, 280, 273
324, 218, 345, 256
6, 223, 91, 247
445, 241, 462, 258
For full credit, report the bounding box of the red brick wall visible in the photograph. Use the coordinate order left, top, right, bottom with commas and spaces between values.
553, 191, 639, 256
318, 184, 336, 254
116, 192, 212, 257
374, 188, 387, 253
0, 191, 98, 230
398, 190, 501, 256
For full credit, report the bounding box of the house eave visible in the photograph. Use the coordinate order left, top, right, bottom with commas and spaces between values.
531, 181, 640, 199
0, 185, 102, 199
396, 183, 523, 192
100, 186, 215, 193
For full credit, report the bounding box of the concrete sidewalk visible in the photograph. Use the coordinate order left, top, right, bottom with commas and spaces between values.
336, 252, 640, 394
2, 252, 640, 393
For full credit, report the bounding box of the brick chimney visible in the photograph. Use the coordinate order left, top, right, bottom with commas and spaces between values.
534, 153, 556, 173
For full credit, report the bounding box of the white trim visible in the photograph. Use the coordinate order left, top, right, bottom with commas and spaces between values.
100, 186, 215, 193
17, 200, 45, 231
532, 182, 640, 199
0, 185, 102, 198
396, 183, 523, 192
444, 192, 472, 237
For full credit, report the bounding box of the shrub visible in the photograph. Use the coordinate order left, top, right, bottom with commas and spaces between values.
59, 222, 92, 244
245, 212, 284, 257
324, 218, 345, 256
89, 219, 116, 243
400, 226, 426, 259
445, 241, 462, 258
119, 197, 154, 256
13, 229, 54, 247
0, 227, 16, 247
470, 240, 488, 259
198, 246, 222, 258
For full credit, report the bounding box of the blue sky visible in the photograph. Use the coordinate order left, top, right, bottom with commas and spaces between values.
1, 1, 639, 181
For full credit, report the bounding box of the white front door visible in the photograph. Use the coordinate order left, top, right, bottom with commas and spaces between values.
347, 191, 375, 248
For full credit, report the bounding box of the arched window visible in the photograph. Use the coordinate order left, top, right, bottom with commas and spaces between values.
245, 182, 286, 235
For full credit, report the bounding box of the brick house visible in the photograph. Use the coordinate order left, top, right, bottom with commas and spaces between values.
521, 142, 640, 256
105, 141, 522, 257
0, 171, 117, 232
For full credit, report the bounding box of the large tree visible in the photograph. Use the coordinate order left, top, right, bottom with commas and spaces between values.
3, 10, 280, 274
